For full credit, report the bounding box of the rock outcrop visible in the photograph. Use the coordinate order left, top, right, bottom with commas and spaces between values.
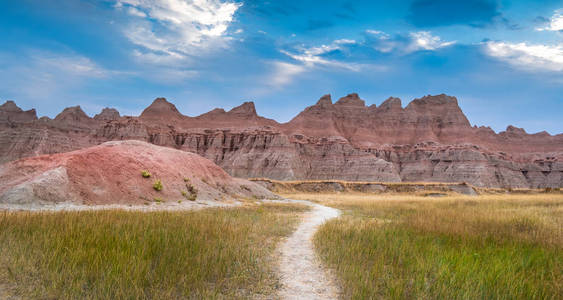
140, 98, 184, 121
0, 95, 561, 188
0, 100, 37, 124
94, 108, 120, 121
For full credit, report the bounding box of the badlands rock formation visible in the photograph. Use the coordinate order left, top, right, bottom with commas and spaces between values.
0, 140, 275, 205
0, 94, 561, 188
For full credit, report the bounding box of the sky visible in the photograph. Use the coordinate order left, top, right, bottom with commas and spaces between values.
0, 0, 562, 134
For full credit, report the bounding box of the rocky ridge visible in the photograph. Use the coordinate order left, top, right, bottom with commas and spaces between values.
0, 94, 561, 188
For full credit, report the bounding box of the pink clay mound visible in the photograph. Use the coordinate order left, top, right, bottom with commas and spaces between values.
0, 140, 275, 206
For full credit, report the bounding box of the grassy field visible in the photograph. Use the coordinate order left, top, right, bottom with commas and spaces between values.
284, 193, 563, 299
0, 203, 307, 299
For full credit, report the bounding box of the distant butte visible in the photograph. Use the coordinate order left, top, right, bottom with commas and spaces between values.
0, 93, 561, 188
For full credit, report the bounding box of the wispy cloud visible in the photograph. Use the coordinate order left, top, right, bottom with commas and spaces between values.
281, 39, 362, 71
366, 29, 456, 54
0, 50, 121, 108
536, 9, 563, 32
267, 37, 392, 90
115, 0, 242, 65
268, 61, 306, 86
33, 54, 111, 78
407, 31, 456, 52
484, 41, 563, 72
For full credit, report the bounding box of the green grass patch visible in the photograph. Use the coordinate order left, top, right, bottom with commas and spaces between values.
0, 203, 307, 299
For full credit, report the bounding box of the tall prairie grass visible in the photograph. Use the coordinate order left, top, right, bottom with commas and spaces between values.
285, 193, 563, 299
0, 203, 307, 299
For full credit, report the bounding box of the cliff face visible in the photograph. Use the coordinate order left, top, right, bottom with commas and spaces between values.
1, 95, 561, 188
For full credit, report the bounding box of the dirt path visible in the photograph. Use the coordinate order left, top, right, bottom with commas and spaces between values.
277, 200, 341, 299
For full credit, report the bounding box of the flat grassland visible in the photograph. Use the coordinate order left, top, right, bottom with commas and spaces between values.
284, 192, 563, 299
0, 203, 307, 299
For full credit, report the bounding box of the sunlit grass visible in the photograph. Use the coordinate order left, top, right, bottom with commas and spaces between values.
284, 193, 563, 299
0, 203, 307, 299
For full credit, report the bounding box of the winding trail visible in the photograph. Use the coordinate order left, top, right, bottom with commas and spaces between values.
277, 200, 341, 299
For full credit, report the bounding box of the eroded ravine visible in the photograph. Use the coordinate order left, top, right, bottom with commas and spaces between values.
277, 200, 341, 299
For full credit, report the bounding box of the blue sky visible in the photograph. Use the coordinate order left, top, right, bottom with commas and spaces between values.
1, 0, 562, 134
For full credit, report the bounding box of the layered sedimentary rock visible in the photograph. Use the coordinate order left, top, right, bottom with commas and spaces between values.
0, 94, 561, 188
0, 101, 37, 124
93, 108, 120, 121
0, 140, 275, 206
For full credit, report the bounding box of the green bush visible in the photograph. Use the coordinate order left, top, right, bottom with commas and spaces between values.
153, 197, 163, 203
153, 180, 163, 191
141, 170, 151, 178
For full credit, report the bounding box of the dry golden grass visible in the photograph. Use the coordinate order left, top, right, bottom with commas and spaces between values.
0, 203, 308, 299
252, 178, 465, 185
283, 192, 563, 299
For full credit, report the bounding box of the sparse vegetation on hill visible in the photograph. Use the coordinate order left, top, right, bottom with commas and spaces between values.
153, 179, 163, 191
285, 193, 563, 299
182, 178, 198, 201
0, 203, 307, 299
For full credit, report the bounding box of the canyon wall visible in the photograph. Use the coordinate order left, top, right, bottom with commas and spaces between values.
1, 94, 561, 188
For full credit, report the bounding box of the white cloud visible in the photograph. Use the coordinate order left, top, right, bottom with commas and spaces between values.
485, 41, 563, 72
366, 29, 397, 53
127, 6, 147, 17
33, 53, 111, 78
281, 39, 361, 71
269, 61, 306, 86
367, 29, 455, 54
536, 9, 563, 32
366, 29, 390, 39
407, 31, 456, 52
0, 50, 123, 108
334, 39, 356, 45
115, 0, 242, 64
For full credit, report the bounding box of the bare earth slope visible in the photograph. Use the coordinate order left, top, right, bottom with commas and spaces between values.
0, 140, 275, 206
0, 94, 561, 188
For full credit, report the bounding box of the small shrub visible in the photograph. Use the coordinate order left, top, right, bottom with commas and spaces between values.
183, 183, 198, 201
141, 170, 151, 178
153, 180, 163, 191
153, 197, 163, 203
186, 183, 197, 194
184, 178, 190, 183
177, 200, 182, 204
